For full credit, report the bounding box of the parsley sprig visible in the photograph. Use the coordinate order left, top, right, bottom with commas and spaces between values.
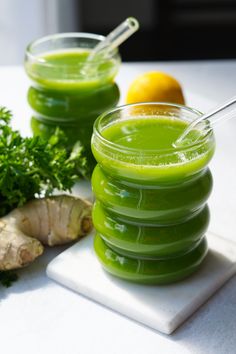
0, 107, 88, 216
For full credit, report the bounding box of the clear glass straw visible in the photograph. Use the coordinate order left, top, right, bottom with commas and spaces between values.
174, 96, 236, 147
87, 17, 139, 61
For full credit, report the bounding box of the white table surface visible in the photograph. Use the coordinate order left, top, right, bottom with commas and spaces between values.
0, 61, 236, 354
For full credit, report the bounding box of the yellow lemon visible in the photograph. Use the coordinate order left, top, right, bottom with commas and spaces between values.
126, 71, 185, 105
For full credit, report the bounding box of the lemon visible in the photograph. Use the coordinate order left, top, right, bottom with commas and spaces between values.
126, 71, 185, 105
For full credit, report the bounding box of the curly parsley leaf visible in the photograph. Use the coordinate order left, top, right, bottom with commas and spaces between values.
0, 271, 18, 287
0, 107, 88, 216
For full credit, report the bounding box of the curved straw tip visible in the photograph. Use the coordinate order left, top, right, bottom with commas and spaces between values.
126, 17, 140, 31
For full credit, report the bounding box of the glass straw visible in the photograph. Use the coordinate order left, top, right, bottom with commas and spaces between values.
174, 96, 236, 147
87, 17, 139, 61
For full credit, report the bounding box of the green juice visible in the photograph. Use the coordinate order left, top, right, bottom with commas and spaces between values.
26, 50, 119, 91
91, 105, 215, 284
25, 35, 120, 176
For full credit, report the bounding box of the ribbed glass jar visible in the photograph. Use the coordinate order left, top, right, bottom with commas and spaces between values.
25, 33, 121, 176
91, 103, 215, 284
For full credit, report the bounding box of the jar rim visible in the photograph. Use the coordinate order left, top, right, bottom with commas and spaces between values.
93, 102, 214, 155
25, 32, 119, 67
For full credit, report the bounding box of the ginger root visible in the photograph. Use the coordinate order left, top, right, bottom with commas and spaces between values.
0, 195, 92, 271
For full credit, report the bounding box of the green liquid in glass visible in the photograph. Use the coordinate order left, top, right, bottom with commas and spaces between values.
92, 115, 215, 284
26, 49, 120, 176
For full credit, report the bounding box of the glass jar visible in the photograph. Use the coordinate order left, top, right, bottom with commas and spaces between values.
25, 33, 121, 177
91, 103, 215, 284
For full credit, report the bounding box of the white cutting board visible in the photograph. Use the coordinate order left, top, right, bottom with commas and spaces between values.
47, 231, 236, 334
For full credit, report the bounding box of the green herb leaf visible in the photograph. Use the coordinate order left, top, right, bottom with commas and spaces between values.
0, 271, 18, 287
0, 107, 88, 216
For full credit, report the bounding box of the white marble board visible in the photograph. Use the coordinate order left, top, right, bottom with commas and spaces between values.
47, 231, 236, 334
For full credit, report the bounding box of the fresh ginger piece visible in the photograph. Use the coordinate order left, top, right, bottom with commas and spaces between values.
13, 195, 93, 246
0, 195, 93, 270
0, 215, 44, 271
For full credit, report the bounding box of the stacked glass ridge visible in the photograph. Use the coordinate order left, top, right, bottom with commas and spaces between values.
91, 103, 215, 284
25, 33, 121, 176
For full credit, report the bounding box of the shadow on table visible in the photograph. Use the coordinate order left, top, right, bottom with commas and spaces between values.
68, 246, 236, 354
171, 275, 236, 353
124, 249, 236, 353
113, 249, 236, 353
